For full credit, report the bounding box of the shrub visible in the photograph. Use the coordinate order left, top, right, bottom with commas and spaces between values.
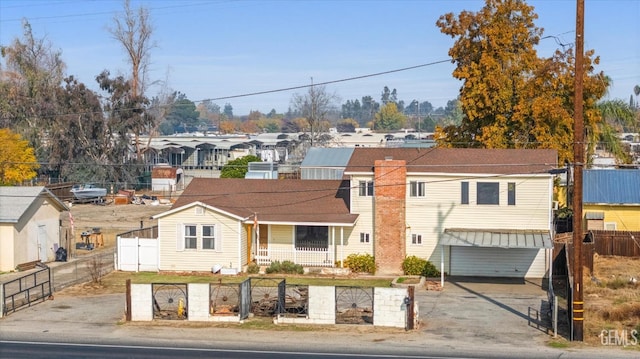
265, 260, 303, 275
247, 262, 260, 274
402, 255, 440, 277
344, 253, 376, 274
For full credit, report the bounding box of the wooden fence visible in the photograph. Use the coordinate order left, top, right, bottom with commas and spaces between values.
590, 230, 640, 257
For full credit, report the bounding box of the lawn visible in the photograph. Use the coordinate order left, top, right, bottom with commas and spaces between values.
65, 270, 394, 296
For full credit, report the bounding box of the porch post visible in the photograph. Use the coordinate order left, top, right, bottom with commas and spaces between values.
340, 227, 344, 267
440, 244, 445, 288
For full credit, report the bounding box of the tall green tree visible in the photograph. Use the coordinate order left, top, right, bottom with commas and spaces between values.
434, 0, 609, 164
0, 20, 65, 160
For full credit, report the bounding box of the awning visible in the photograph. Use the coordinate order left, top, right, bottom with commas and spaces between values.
440, 228, 552, 249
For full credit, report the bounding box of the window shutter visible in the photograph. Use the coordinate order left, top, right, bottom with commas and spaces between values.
176, 224, 185, 251
215, 224, 222, 252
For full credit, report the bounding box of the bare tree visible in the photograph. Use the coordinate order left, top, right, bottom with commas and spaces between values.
108, 0, 155, 159
291, 80, 338, 147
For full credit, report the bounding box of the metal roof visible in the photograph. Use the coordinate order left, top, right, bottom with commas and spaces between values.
301, 147, 354, 167
440, 229, 552, 249
583, 169, 640, 204
0, 186, 68, 223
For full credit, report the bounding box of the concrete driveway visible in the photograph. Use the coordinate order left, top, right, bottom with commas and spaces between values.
416, 277, 552, 346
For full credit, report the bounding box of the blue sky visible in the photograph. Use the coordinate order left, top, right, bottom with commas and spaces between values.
1, 0, 638, 116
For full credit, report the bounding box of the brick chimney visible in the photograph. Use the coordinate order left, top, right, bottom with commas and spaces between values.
373, 157, 406, 275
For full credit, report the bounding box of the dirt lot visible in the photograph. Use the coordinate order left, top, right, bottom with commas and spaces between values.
583, 255, 640, 345
61, 201, 171, 249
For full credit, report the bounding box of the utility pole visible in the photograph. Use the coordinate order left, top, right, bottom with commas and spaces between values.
572, 0, 585, 342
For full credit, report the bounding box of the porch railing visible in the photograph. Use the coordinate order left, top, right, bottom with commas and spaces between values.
256, 247, 334, 267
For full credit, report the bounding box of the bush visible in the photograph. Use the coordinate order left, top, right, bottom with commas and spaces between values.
247, 262, 260, 274
265, 260, 304, 275
344, 253, 376, 274
402, 255, 440, 277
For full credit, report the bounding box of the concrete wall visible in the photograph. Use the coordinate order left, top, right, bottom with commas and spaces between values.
131, 284, 153, 321
129, 283, 410, 328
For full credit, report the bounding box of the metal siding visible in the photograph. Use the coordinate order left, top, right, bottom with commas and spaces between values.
584, 169, 640, 204
450, 247, 547, 277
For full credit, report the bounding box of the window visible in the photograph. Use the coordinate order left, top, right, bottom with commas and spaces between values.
295, 226, 328, 249
477, 182, 499, 205
358, 180, 374, 196
360, 232, 370, 243
461, 182, 469, 204
412, 234, 422, 245
184, 225, 197, 249
202, 225, 216, 250
508, 182, 516, 206
409, 181, 426, 197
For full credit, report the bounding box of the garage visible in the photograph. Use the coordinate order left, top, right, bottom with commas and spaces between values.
441, 229, 552, 278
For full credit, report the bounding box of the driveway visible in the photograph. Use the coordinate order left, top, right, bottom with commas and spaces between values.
416, 277, 552, 346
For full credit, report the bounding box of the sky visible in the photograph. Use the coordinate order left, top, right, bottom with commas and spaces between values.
1, 0, 639, 116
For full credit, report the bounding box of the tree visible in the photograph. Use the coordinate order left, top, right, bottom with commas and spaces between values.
164, 93, 200, 133
108, 0, 155, 158
592, 99, 636, 164
337, 118, 358, 133
434, 0, 609, 164
291, 83, 338, 146
0, 128, 39, 185
220, 155, 261, 178
0, 20, 65, 160
374, 102, 406, 131
223, 103, 234, 118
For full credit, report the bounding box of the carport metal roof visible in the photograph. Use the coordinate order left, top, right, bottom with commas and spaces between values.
441, 228, 552, 249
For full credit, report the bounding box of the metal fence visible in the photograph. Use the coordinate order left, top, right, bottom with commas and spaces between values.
50, 250, 115, 292
2, 263, 52, 315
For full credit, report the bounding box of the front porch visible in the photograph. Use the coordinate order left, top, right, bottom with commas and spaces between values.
255, 247, 335, 267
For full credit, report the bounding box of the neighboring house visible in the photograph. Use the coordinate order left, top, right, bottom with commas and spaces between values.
583, 169, 640, 231
152, 148, 557, 278
0, 187, 68, 272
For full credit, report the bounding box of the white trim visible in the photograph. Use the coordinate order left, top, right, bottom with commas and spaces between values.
153, 201, 245, 220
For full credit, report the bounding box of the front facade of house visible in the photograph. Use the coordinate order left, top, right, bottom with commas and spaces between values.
0, 187, 68, 271
152, 148, 557, 278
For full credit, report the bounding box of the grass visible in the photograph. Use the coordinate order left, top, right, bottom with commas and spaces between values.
79, 271, 393, 296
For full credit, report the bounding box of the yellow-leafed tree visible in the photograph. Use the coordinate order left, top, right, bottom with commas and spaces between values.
0, 128, 39, 185
434, 0, 609, 164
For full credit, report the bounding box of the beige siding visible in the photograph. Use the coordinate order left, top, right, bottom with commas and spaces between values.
269, 225, 293, 251
158, 205, 242, 272
0, 224, 16, 271
346, 175, 375, 257
13, 197, 62, 266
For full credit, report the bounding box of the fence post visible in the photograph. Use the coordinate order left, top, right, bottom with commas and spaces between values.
0, 283, 4, 318
126, 279, 132, 321
406, 286, 415, 330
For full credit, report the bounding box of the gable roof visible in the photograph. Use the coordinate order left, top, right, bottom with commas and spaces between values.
164, 178, 358, 225
344, 148, 558, 175
584, 169, 640, 204
0, 186, 68, 223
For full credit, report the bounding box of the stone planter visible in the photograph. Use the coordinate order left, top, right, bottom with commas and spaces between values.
391, 275, 425, 288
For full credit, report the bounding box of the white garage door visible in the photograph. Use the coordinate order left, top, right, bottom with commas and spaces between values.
450, 247, 546, 278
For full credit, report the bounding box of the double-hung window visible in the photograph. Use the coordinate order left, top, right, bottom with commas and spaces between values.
202, 225, 216, 250
409, 181, 426, 197
358, 180, 374, 196
184, 225, 197, 249
412, 234, 422, 245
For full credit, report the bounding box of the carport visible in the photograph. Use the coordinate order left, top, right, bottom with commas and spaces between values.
439, 229, 553, 286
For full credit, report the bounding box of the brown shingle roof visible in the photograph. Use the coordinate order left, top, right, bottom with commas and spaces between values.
172, 178, 358, 224
344, 148, 558, 175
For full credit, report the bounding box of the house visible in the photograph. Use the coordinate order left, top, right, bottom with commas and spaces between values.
0, 186, 68, 272
583, 169, 640, 231
151, 148, 557, 278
